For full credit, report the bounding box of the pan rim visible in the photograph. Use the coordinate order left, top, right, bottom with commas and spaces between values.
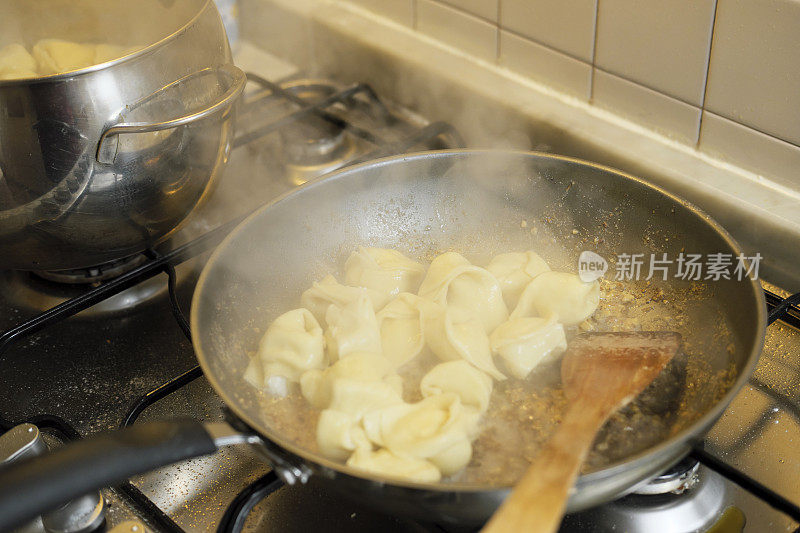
190, 148, 766, 494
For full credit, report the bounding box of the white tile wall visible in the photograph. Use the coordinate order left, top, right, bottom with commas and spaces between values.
438, 0, 498, 21
335, 0, 800, 190
594, 0, 716, 105
700, 112, 800, 191
346, 0, 414, 26
500, 0, 597, 62
416, 0, 497, 62
500, 30, 592, 99
704, 0, 800, 146
593, 70, 702, 144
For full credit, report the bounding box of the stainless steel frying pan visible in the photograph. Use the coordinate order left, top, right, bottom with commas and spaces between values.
0, 151, 765, 530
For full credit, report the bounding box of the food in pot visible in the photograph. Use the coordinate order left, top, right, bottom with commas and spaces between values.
489, 316, 567, 379
0, 39, 136, 80
0, 44, 38, 80
242, 308, 325, 395
486, 251, 550, 308
244, 247, 599, 482
344, 246, 426, 309
511, 271, 601, 325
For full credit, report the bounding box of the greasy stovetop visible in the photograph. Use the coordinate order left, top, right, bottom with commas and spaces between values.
2, 71, 799, 531
2, 269, 799, 532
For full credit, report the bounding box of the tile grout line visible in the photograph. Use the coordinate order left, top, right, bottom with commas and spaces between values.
429, 0, 497, 25
594, 65, 701, 109
502, 26, 593, 65
496, 0, 502, 63
590, 0, 600, 101
696, 0, 720, 147
704, 110, 800, 151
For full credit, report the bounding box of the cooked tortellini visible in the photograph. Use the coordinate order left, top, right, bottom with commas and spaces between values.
346, 447, 441, 483
244, 308, 325, 391
0, 40, 138, 80
324, 292, 382, 361
0, 44, 37, 80
345, 247, 426, 310
245, 247, 601, 482
33, 39, 97, 75
375, 293, 427, 369
418, 252, 508, 333
511, 271, 600, 326
300, 351, 399, 409
424, 303, 506, 380
301, 275, 370, 326
487, 251, 551, 308
362, 393, 480, 475
316, 409, 371, 461
490, 316, 567, 379
420, 361, 493, 413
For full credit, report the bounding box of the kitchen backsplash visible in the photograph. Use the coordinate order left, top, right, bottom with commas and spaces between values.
337, 0, 800, 191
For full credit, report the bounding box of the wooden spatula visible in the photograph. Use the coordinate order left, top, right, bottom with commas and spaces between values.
482, 331, 682, 533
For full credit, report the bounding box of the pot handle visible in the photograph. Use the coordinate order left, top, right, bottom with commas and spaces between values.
0, 420, 253, 531
95, 64, 247, 162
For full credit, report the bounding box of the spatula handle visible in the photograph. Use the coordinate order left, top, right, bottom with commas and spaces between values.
482, 401, 609, 533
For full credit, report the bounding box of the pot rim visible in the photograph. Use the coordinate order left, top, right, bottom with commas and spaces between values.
0, 0, 215, 87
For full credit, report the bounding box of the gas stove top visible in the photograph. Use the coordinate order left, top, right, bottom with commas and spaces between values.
2, 52, 800, 533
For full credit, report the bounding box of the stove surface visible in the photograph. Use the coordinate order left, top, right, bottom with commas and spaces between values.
2, 63, 800, 532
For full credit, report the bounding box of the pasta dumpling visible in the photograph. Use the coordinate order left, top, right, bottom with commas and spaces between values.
32, 39, 97, 75
490, 317, 567, 379
327, 378, 404, 419
300, 275, 370, 326
0, 44, 37, 80
243, 246, 605, 481
300, 351, 398, 409
424, 303, 506, 380
420, 361, 493, 413
418, 252, 508, 333
376, 293, 427, 369
316, 409, 371, 461
511, 271, 600, 326
324, 292, 382, 362
362, 393, 480, 476
486, 251, 550, 308
346, 447, 441, 483
345, 247, 426, 310
246, 308, 325, 386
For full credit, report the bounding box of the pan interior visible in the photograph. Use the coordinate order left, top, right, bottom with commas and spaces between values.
192, 150, 761, 490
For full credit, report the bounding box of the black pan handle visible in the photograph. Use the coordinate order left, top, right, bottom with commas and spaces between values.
0, 419, 218, 531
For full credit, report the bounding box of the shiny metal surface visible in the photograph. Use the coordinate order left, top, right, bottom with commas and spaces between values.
107, 521, 150, 533
0, 424, 106, 533
631, 459, 700, 495
205, 422, 261, 447
41, 494, 105, 533
191, 150, 766, 525
562, 466, 729, 532
0, 424, 47, 464
0, 0, 244, 271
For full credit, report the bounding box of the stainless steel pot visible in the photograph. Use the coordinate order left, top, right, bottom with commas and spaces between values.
0, 151, 766, 530
0, 0, 246, 271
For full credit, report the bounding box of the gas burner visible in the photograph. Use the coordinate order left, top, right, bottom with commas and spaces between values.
278, 79, 357, 185
562, 463, 732, 533
631, 456, 700, 495
1, 252, 196, 318
33, 254, 148, 285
